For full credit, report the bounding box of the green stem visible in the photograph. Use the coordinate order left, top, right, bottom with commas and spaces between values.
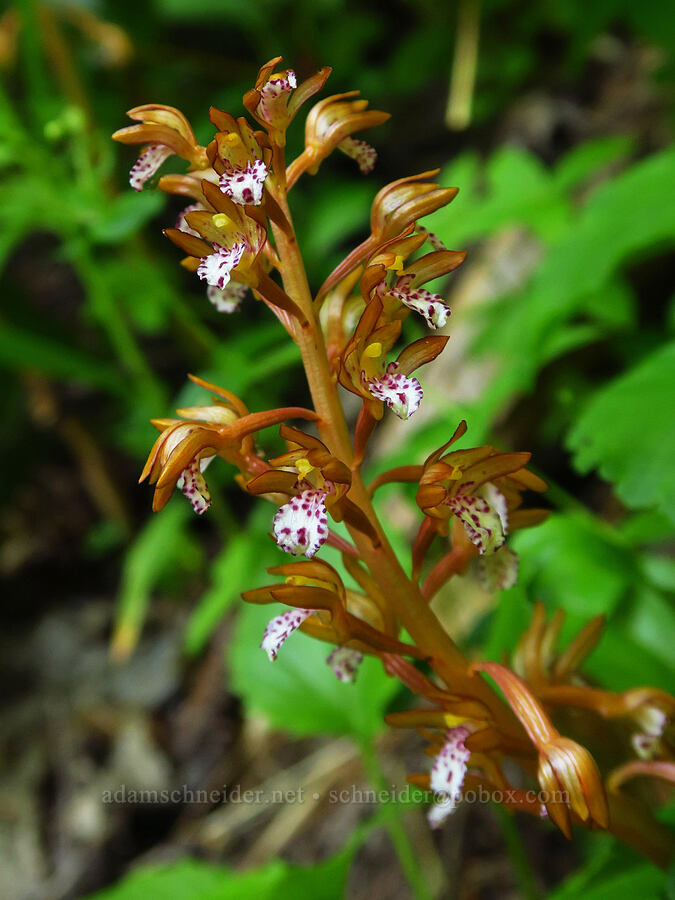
17, 0, 53, 129
360, 739, 433, 900
493, 804, 539, 900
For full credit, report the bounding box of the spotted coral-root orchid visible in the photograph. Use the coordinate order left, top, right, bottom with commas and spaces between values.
116, 57, 675, 866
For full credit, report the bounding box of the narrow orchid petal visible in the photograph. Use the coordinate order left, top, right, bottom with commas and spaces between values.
175, 405, 237, 425
326, 646, 363, 683
476, 546, 519, 591
176, 203, 203, 237
338, 137, 377, 174
219, 159, 268, 206
365, 364, 423, 419
129, 144, 173, 191
207, 281, 248, 313
447, 492, 506, 555
261, 607, 313, 661
197, 243, 245, 290
178, 457, 211, 515
273, 489, 329, 558
390, 275, 450, 329
417, 225, 447, 251
428, 726, 471, 828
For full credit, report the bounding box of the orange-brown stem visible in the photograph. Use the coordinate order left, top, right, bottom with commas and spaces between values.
421, 543, 476, 600
269, 178, 524, 740
266, 148, 674, 866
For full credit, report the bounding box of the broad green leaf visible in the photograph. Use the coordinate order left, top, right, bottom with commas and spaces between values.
579, 615, 675, 693
552, 136, 633, 192
484, 582, 532, 661
230, 602, 399, 739
100, 255, 180, 334
567, 341, 675, 523
548, 847, 666, 900
639, 554, 675, 593
461, 147, 675, 423
431, 146, 568, 244
89, 190, 166, 244
82, 809, 380, 900
618, 510, 675, 546
82, 841, 357, 900
513, 513, 634, 617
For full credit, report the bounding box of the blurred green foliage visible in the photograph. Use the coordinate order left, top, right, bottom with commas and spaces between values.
83, 827, 367, 899
1, 0, 674, 897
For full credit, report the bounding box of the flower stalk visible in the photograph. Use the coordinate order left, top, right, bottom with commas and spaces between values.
115, 57, 675, 867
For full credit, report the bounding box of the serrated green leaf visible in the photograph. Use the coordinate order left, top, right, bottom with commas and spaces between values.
567, 341, 675, 522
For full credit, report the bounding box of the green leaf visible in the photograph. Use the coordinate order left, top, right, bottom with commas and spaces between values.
89, 190, 166, 244
484, 582, 532, 661
184, 533, 269, 656
567, 341, 675, 523
81, 853, 350, 900
230, 602, 399, 739
155, 0, 270, 27
548, 844, 666, 900
431, 145, 569, 244
581, 611, 675, 692
552, 136, 633, 193
466, 147, 675, 416
513, 513, 634, 617
82, 815, 374, 899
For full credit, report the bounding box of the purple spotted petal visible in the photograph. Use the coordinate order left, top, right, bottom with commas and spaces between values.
176, 203, 203, 237
207, 281, 248, 313
258, 70, 297, 125
476, 546, 519, 591
326, 646, 363, 683
178, 457, 211, 515
129, 144, 173, 191
261, 607, 313, 661
219, 159, 268, 206
428, 726, 471, 828
273, 489, 328, 559
365, 364, 423, 419
197, 242, 245, 290
338, 137, 377, 174
446, 493, 506, 555
390, 275, 450, 329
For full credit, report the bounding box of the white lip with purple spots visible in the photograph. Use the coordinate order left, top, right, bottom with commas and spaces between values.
273, 489, 329, 558
219, 159, 268, 206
